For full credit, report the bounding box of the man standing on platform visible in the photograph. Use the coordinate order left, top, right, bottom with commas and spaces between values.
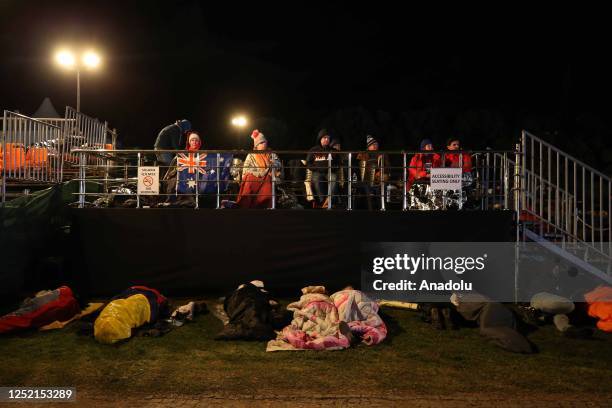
154, 119, 192, 166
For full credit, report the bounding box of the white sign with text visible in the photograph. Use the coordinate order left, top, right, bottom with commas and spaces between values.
430, 167, 462, 191
137, 166, 159, 195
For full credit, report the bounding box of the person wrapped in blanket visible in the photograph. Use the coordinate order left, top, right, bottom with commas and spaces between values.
232, 130, 281, 209
441, 137, 474, 209
94, 286, 169, 344
159, 131, 203, 207
407, 138, 443, 210
266, 286, 386, 351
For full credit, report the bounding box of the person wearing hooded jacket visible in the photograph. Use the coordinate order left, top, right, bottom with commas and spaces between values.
406, 138, 442, 191
154, 119, 192, 166
306, 129, 339, 207
356, 135, 389, 210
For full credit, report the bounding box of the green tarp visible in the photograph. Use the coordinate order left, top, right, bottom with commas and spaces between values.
0, 181, 99, 300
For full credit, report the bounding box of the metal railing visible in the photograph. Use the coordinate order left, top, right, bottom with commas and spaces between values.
1, 108, 117, 202
519, 130, 611, 267
1, 111, 63, 201
70, 148, 518, 211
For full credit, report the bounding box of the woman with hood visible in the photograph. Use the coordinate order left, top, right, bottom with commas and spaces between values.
406, 138, 441, 190
235, 130, 281, 209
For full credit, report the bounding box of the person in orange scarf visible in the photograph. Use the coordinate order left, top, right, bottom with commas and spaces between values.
235, 130, 281, 209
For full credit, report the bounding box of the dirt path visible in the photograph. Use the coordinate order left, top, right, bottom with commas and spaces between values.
24, 391, 610, 407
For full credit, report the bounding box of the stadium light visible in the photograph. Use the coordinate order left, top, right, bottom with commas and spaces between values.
54, 48, 103, 112
231, 116, 248, 128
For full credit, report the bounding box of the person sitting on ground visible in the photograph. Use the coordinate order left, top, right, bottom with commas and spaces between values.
357, 135, 389, 210
407, 138, 442, 191
306, 129, 339, 208
235, 130, 281, 209
154, 119, 192, 166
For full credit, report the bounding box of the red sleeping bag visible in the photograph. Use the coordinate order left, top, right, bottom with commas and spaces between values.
0, 286, 80, 334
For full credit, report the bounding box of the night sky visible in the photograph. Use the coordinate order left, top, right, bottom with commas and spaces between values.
1, 2, 610, 168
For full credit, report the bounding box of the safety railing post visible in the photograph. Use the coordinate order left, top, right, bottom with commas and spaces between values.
380, 154, 385, 211
78, 151, 86, 208
216, 153, 221, 209
1, 110, 7, 203
136, 152, 141, 209
271, 158, 276, 210
402, 152, 407, 211
195, 153, 200, 209
327, 153, 332, 210
347, 153, 352, 211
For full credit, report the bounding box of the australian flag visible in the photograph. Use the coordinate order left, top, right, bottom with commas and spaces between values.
176, 152, 233, 194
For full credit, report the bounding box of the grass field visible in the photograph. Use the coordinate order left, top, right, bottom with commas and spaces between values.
0, 300, 611, 402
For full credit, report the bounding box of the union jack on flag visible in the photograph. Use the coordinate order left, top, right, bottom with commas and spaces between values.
176, 152, 234, 194
177, 153, 207, 175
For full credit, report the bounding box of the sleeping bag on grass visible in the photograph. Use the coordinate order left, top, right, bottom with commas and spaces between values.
266, 286, 350, 351
94, 286, 167, 344
584, 285, 612, 333
330, 289, 387, 345
215, 281, 287, 341
0, 286, 80, 334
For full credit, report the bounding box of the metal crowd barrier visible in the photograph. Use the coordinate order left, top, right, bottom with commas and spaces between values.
70, 148, 518, 211
1, 111, 63, 201
1, 108, 117, 202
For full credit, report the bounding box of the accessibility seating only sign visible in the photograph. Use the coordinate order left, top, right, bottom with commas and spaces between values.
430, 167, 462, 191
137, 166, 159, 195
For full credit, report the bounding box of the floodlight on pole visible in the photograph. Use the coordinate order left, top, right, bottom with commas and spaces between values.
54, 48, 102, 112
231, 116, 248, 128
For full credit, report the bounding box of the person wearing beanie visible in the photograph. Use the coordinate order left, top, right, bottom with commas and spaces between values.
366, 134, 378, 149
186, 131, 202, 151
357, 134, 389, 210
305, 128, 339, 208
406, 138, 441, 191
235, 129, 281, 209
154, 118, 193, 166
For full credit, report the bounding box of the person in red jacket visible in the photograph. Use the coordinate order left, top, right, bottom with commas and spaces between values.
406, 139, 441, 190
443, 138, 472, 173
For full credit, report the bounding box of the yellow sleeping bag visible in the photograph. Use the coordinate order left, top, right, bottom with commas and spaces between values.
94, 294, 151, 344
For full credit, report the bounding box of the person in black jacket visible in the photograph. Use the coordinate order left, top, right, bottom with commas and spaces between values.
153, 119, 192, 166
305, 129, 339, 207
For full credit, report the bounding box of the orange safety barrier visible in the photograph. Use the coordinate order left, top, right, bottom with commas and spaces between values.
26, 147, 49, 168
0, 143, 26, 171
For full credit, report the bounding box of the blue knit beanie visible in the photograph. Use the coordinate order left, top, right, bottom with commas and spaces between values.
419, 138, 433, 150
